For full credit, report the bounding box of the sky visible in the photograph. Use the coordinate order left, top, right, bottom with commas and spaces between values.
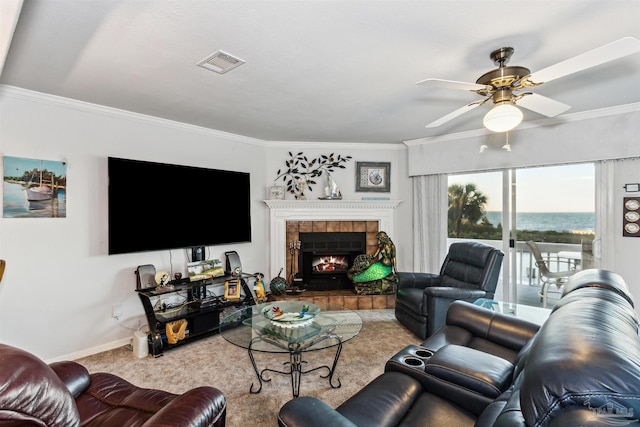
3, 156, 67, 178
448, 163, 595, 213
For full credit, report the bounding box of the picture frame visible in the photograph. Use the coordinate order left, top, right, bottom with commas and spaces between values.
224, 279, 241, 300
355, 162, 390, 192
187, 259, 224, 282
269, 185, 284, 200
3, 156, 68, 218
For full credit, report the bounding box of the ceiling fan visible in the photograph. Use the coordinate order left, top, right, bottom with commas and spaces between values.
418, 37, 640, 132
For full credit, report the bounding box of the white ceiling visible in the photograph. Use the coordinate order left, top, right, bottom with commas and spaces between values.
1, 0, 639, 144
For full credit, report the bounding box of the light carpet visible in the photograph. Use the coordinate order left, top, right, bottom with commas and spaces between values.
75, 309, 418, 427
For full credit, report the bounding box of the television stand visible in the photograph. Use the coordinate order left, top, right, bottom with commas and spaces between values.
136, 276, 255, 357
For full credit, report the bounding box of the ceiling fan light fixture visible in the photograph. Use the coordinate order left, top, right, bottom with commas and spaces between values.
483, 102, 523, 132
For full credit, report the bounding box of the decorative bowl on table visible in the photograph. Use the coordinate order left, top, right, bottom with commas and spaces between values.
261, 301, 320, 328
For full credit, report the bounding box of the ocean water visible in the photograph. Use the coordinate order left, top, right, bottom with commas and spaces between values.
484, 211, 595, 233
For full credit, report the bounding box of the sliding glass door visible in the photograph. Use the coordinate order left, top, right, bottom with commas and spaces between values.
448, 163, 595, 307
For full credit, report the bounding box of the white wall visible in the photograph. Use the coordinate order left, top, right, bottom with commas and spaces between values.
0, 86, 411, 361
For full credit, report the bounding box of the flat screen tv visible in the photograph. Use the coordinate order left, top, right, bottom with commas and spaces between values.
108, 157, 251, 255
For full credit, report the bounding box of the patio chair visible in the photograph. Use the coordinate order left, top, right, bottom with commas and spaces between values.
526, 240, 577, 307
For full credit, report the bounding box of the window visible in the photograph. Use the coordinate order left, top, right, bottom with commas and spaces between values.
448, 163, 595, 306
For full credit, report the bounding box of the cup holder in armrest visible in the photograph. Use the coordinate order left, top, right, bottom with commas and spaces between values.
403, 356, 425, 368
385, 344, 434, 375
414, 348, 433, 359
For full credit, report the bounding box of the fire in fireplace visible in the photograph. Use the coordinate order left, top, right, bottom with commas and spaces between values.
311, 255, 349, 273
299, 232, 366, 291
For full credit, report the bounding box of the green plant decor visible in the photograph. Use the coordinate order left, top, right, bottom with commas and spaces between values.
275, 152, 352, 199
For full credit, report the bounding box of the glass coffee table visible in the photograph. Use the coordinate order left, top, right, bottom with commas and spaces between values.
219, 301, 362, 398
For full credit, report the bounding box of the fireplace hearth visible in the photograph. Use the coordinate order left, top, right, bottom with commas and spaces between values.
299, 232, 366, 291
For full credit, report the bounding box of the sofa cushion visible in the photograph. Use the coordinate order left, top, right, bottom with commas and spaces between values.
395, 392, 476, 427
423, 345, 514, 415
336, 371, 422, 427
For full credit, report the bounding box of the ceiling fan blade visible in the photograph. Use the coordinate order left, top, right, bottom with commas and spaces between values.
425, 99, 486, 128
527, 37, 640, 84
417, 78, 489, 92
517, 93, 571, 117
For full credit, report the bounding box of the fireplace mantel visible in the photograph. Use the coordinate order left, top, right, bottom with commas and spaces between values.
264, 199, 402, 281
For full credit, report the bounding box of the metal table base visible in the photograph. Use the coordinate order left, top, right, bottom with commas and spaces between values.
247, 333, 343, 398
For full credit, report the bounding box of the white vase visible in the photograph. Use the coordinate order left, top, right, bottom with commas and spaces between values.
323, 173, 342, 199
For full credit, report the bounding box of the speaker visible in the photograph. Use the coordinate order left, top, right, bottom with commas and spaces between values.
225, 251, 242, 276
192, 246, 205, 262
132, 331, 149, 358
135, 264, 156, 290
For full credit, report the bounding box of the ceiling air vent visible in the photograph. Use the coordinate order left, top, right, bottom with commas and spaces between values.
196, 50, 245, 74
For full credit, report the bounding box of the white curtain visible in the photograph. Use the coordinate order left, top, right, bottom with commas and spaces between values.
594, 160, 616, 270
412, 174, 448, 272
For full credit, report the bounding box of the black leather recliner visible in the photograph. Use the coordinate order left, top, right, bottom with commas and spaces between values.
395, 241, 504, 339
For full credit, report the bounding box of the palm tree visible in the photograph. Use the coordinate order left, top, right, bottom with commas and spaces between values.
448, 183, 488, 237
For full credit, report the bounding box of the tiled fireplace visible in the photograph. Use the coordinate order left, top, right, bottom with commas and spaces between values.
264, 199, 401, 308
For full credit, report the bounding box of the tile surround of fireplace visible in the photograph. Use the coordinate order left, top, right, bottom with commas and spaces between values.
264, 200, 401, 308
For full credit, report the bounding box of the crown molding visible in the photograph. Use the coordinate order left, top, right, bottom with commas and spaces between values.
264, 139, 406, 150
0, 85, 265, 147
0, 85, 406, 149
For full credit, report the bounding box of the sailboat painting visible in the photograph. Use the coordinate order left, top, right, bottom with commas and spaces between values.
3, 156, 67, 218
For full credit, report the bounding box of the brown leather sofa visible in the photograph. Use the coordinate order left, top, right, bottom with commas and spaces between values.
0, 343, 226, 426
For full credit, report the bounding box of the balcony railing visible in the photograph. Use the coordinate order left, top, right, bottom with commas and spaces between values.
449, 238, 590, 308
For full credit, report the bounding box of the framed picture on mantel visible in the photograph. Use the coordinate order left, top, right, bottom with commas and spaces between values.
269, 185, 284, 199
356, 162, 390, 192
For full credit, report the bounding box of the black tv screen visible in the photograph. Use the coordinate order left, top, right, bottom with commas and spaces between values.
108, 157, 251, 255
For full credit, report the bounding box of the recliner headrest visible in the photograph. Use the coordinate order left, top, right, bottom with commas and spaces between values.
447, 242, 500, 269
562, 269, 635, 308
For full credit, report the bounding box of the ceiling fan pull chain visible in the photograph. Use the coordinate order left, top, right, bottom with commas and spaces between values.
502, 132, 511, 152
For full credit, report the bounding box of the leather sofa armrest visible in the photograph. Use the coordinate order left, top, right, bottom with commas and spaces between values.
49, 360, 91, 399
397, 272, 441, 290
442, 301, 541, 353
424, 287, 487, 299
423, 288, 488, 336
142, 386, 227, 427
278, 397, 357, 427
423, 344, 514, 415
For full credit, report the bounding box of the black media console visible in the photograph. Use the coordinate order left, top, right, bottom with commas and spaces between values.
136, 276, 255, 357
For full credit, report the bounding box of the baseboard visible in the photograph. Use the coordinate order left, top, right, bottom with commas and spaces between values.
45, 336, 132, 364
